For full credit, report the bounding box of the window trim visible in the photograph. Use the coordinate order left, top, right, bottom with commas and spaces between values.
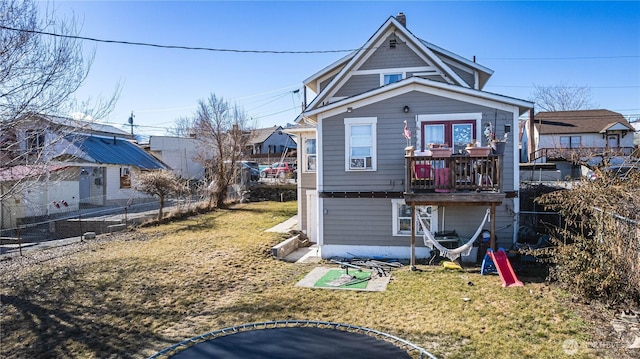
391, 199, 438, 237
559, 135, 581, 149
304, 138, 317, 173
120, 167, 131, 189
381, 72, 404, 86
417, 113, 482, 152
344, 117, 377, 172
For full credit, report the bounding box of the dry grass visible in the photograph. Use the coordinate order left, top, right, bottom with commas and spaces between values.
0, 201, 603, 358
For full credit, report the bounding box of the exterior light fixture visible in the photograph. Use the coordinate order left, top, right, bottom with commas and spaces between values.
403, 105, 410, 113
504, 123, 511, 133
347, 107, 353, 113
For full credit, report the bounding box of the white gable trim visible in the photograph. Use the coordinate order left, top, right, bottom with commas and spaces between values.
601, 122, 632, 132
304, 78, 532, 120
307, 17, 471, 112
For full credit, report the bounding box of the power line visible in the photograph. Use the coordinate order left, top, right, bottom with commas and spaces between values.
5, 25, 637, 61
0, 25, 360, 54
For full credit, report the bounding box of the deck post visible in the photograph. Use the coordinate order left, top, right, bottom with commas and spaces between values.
410, 203, 416, 271
490, 203, 496, 250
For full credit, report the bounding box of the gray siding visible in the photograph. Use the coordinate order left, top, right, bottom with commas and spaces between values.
322, 198, 398, 246
322, 198, 516, 249
334, 74, 379, 98
321, 91, 516, 192
318, 91, 518, 247
360, 35, 428, 70
319, 75, 336, 94
450, 65, 475, 88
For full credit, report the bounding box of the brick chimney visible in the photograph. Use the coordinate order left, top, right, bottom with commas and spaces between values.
396, 12, 406, 27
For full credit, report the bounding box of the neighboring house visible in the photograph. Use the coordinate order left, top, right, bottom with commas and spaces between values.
0, 114, 166, 230
523, 109, 636, 164
291, 13, 532, 265
148, 136, 205, 181
247, 126, 297, 160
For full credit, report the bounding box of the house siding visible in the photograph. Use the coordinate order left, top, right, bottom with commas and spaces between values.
334, 74, 380, 98
449, 65, 475, 88
321, 92, 515, 191
360, 35, 428, 70
319, 76, 336, 94
321, 199, 514, 250
317, 91, 518, 251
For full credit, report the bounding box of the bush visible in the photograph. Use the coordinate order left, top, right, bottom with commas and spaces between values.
536, 174, 640, 307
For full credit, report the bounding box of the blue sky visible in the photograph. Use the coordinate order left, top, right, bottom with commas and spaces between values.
53, 1, 640, 138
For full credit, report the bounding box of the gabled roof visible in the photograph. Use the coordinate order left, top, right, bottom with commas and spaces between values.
249, 126, 284, 145
68, 135, 166, 170
534, 110, 635, 135
298, 77, 532, 123
303, 14, 494, 113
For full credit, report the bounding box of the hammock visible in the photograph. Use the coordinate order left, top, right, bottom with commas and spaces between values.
416, 208, 491, 261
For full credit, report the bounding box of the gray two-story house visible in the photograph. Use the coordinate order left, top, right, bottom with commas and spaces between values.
292, 13, 532, 267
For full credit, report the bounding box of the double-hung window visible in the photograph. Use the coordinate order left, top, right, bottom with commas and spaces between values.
305, 138, 316, 172
392, 199, 437, 236
345, 117, 377, 171
560, 136, 581, 148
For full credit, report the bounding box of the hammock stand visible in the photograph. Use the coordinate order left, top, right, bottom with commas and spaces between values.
416, 208, 491, 261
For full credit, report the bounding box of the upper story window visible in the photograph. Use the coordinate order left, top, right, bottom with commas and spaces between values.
344, 117, 377, 171
560, 136, 581, 149
382, 73, 403, 86
25, 130, 45, 152
418, 113, 482, 154
305, 138, 316, 172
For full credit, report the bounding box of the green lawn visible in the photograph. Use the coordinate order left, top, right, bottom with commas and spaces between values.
0, 201, 599, 358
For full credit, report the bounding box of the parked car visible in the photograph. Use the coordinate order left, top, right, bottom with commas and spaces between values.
241, 161, 260, 182
260, 162, 293, 179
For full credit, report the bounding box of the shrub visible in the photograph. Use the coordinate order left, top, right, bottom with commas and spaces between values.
535, 173, 640, 307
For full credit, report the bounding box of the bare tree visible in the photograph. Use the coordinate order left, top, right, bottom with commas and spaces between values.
135, 170, 184, 221
0, 0, 119, 203
168, 116, 196, 137
530, 82, 597, 112
191, 94, 252, 208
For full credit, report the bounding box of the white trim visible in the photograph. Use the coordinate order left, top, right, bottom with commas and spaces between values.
303, 77, 533, 120
352, 66, 434, 76
391, 199, 438, 237
380, 72, 405, 86
344, 117, 377, 172
320, 244, 433, 260
417, 113, 483, 152
306, 18, 472, 112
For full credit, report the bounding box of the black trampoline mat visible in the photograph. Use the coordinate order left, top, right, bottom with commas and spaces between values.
169, 327, 413, 359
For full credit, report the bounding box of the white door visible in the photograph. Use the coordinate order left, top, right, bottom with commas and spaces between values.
607, 134, 619, 148
306, 191, 317, 243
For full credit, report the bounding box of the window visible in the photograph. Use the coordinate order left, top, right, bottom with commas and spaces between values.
345, 117, 377, 171
418, 113, 482, 153
305, 138, 316, 172
382, 73, 403, 85
392, 199, 437, 236
560, 136, 581, 148
25, 130, 45, 152
120, 167, 131, 188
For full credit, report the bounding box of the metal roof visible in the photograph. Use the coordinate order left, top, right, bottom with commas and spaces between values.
69, 135, 166, 170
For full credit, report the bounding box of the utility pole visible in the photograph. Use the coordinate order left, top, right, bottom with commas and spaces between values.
128, 111, 135, 137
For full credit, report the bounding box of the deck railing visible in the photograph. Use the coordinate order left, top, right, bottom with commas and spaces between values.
405, 153, 501, 193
